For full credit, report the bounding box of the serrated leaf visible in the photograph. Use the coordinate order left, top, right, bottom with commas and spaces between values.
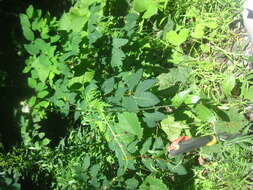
157, 67, 191, 90
134, 91, 160, 107
116, 112, 143, 142
139, 175, 168, 190
122, 96, 139, 112
135, 79, 156, 94
123, 12, 139, 37
142, 158, 158, 172
143, 111, 166, 128
102, 77, 115, 95
160, 115, 188, 141
32, 56, 51, 83
222, 74, 236, 96
111, 38, 128, 70
126, 69, 143, 90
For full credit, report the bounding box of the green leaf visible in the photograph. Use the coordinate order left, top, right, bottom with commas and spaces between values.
152, 137, 164, 150
68, 71, 95, 87
157, 67, 191, 90
191, 24, 205, 39
143, 111, 166, 128
28, 96, 36, 107
135, 79, 156, 94
24, 43, 40, 55
35, 100, 49, 108
133, 0, 158, 19
116, 112, 143, 141
166, 28, 189, 46
20, 13, 31, 28
111, 38, 128, 70
171, 89, 191, 107
123, 13, 139, 37
31, 56, 51, 83
139, 175, 168, 190
143, 5, 157, 19
126, 177, 139, 189
167, 163, 187, 175
26, 5, 34, 18
21, 26, 35, 41
102, 77, 115, 95
142, 158, 157, 172
160, 115, 188, 141
134, 91, 160, 107
41, 138, 50, 146
222, 74, 236, 96
133, 0, 150, 12
37, 90, 49, 98
122, 96, 139, 112
83, 155, 91, 170
38, 132, 45, 139
215, 108, 248, 134
140, 137, 152, 154
195, 102, 216, 122
28, 77, 37, 88
126, 69, 143, 90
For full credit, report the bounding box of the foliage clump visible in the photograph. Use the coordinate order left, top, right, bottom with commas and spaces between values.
1, 0, 253, 189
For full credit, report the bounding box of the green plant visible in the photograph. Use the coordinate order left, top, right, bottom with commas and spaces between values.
1, 0, 253, 189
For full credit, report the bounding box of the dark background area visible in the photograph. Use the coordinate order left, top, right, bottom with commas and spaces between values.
0, 0, 71, 189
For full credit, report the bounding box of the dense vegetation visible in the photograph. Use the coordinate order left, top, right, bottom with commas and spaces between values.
1, 0, 253, 189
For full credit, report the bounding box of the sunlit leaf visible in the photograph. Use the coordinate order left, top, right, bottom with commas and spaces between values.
160, 115, 188, 141
222, 74, 236, 96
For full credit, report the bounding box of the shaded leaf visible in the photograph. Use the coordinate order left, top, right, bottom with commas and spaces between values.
126, 69, 143, 90
102, 77, 115, 95
135, 79, 156, 94
143, 111, 166, 128
140, 137, 152, 154
122, 96, 139, 112
139, 175, 168, 190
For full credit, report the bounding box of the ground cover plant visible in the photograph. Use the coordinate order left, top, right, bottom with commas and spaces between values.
1, 0, 253, 189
